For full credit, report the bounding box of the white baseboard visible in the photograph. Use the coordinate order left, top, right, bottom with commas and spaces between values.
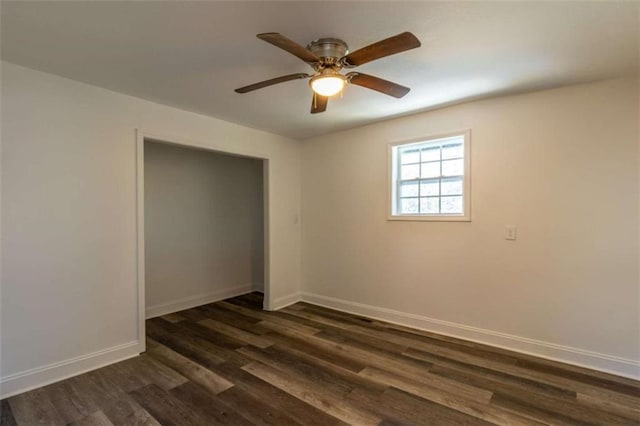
301, 292, 640, 380
146, 284, 254, 319
0, 340, 140, 399
270, 292, 301, 311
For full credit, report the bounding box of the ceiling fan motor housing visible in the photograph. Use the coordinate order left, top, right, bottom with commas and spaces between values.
307, 38, 349, 66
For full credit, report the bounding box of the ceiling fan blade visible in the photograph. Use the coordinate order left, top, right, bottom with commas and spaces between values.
342, 32, 421, 67
311, 93, 328, 114
257, 33, 320, 64
347, 72, 410, 98
235, 73, 310, 93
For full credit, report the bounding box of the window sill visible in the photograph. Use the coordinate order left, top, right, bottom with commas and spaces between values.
388, 214, 471, 222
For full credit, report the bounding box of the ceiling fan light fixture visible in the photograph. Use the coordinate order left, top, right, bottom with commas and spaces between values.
310, 73, 346, 97
236, 32, 422, 113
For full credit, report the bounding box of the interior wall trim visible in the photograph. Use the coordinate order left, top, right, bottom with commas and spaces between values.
270, 292, 302, 311
0, 340, 140, 399
300, 292, 640, 380
146, 284, 254, 319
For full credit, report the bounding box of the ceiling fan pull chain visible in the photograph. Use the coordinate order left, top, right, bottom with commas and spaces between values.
313, 91, 317, 108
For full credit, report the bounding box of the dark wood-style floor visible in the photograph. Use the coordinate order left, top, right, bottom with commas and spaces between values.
2, 293, 639, 425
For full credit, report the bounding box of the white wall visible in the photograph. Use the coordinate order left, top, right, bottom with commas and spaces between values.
301, 78, 640, 378
0, 62, 301, 397
1, 58, 637, 401
144, 141, 264, 318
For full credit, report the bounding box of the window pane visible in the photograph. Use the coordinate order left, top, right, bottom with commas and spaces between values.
401, 164, 420, 180
442, 143, 463, 159
400, 181, 419, 197
392, 134, 468, 219
420, 179, 439, 196
441, 196, 463, 213
442, 159, 463, 176
421, 147, 440, 162
400, 198, 419, 214
420, 197, 440, 214
441, 177, 463, 195
400, 149, 420, 164
421, 162, 440, 178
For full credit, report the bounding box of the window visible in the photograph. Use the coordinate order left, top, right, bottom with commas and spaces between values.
389, 130, 470, 221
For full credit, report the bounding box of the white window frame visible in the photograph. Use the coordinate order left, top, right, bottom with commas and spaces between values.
388, 130, 471, 222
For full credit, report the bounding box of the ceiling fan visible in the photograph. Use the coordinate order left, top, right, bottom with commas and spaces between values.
235, 32, 421, 113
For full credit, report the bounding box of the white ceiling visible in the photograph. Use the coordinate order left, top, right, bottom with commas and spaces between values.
2, 1, 638, 140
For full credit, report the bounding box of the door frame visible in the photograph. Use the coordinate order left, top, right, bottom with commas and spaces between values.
135, 129, 270, 352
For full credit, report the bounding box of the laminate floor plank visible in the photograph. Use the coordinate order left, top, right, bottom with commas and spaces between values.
160, 313, 187, 324
230, 301, 331, 332
145, 338, 234, 395
258, 330, 491, 402
312, 331, 492, 399
348, 387, 494, 426
129, 384, 210, 426
68, 410, 114, 426
67, 370, 155, 426
293, 303, 381, 327
202, 303, 268, 332
226, 293, 263, 310
199, 318, 274, 348
145, 317, 180, 339
40, 379, 98, 423
153, 324, 251, 368
282, 305, 379, 334
491, 391, 637, 425
7, 388, 66, 426
215, 385, 304, 426
96, 359, 150, 393
286, 306, 528, 380
576, 392, 640, 422
242, 361, 379, 425
131, 354, 189, 391
515, 358, 640, 397
203, 360, 350, 426
258, 342, 389, 396
301, 308, 520, 366
151, 332, 227, 369
169, 381, 254, 426
317, 327, 410, 356
404, 346, 640, 409
409, 349, 576, 399
184, 333, 251, 367
170, 320, 247, 350
3, 292, 638, 426
100, 398, 160, 426
173, 306, 210, 322
264, 328, 367, 373
238, 345, 375, 399
261, 319, 440, 383
231, 292, 260, 303
517, 357, 640, 388
221, 302, 325, 335
430, 364, 581, 415
0, 400, 17, 426
61, 374, 123, 414
358, 366, 541, 425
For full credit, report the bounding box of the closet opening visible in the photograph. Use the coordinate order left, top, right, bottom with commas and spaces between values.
136, 135, 268, 347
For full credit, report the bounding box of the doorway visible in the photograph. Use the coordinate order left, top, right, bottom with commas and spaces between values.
135, 132, 269, 350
